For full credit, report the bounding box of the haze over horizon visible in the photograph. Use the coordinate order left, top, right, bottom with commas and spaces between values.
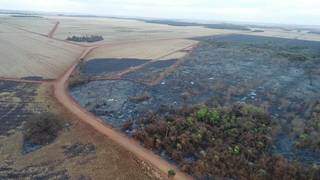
1, 0, 320, 26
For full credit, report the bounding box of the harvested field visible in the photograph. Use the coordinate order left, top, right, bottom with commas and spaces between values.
0, 22, 83, 79
71, 34, 320, 178
0, 83, 161, 179
47, 16, 320, 44
84, 39, 198, 61
2, 15, 320, 46
0, 16, 56, 35
53, 16, 234, 44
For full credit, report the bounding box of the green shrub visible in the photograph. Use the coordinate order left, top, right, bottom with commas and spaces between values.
196, 107, 209, 121
241, 105, 266, 119
168, 169, 176, 177
186, 117, 194, 126
299, 133, 309, 140
208, 110, 220, 124
231, 145, 241, 155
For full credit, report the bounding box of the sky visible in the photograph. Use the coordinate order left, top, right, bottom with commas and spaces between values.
1, 0, 320, 25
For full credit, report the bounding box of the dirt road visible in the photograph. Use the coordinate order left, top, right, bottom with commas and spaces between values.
48, 21, 60, 38
53, 46, 193, 180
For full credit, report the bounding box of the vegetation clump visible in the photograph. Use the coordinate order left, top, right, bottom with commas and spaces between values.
167, 169, 176, 178
23, 112, 64, 146
295, 101, 320, 151
66, 35, 103, 42
130, 104, 320, 179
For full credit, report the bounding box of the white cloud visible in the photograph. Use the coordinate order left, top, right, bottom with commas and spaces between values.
1, 0, 319, 25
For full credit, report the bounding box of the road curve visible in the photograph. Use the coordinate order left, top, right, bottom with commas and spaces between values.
53, 46, 193, 180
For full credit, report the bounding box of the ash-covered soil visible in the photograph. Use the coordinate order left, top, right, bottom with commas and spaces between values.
82, 58, 148, 76
71, 34, 320, 168
124, 59, 177, 82
0, 81, 41, 136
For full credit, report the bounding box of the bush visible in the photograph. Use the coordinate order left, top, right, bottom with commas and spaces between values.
23, 113, 64, 145
208, 110, 220, 124
168, 169, 176, 177
196, 107, 209, 121
230, 145, 241, 155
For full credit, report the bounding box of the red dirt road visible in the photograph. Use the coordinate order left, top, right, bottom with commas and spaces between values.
53, 46, 193, 180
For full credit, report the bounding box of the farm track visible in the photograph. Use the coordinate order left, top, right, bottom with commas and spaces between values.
48, 21, 60, 38
1, 22, 193, 179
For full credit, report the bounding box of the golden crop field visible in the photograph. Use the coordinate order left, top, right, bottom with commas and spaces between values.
0, 21, 83, 79
2, 16, 319, 80
0, 16, 57, 35
50, 16, 320, 44
85, 39, 198, 61
52, 16, 234, 44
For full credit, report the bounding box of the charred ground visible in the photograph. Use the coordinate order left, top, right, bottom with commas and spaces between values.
70, 34, 320, 178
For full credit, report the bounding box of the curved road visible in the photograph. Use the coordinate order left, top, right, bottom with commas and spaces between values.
1, 20, 193, 179
53, 47, 193, 180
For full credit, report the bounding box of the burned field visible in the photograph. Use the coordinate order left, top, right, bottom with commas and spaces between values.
0, 81, 156, 180
0, 82, 68, 179
82, 58, 149, 77
71, 34, 320, 178
0, 81, 61, 154
0, 81, 41, 136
